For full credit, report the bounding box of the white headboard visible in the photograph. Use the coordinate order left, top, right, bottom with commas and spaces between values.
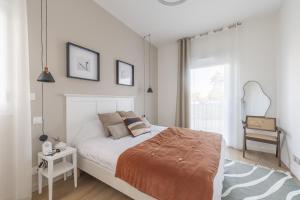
65, 94, 135, 146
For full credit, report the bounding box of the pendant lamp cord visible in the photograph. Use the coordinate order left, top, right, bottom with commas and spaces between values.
41, 0, 44, 135
148, 35, 151, 88
46, 0, 48, 65
143, 36, 146, 117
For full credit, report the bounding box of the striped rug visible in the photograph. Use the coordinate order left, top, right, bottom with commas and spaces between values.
222, 159, 300, 200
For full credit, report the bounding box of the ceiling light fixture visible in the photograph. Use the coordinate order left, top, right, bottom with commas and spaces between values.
158, 0, 187, 6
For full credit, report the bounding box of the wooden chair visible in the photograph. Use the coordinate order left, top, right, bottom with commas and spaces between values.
243, 116, 281, 166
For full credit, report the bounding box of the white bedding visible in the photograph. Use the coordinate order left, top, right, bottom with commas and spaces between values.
76, 125, 167, 172
75, 125, 224, 200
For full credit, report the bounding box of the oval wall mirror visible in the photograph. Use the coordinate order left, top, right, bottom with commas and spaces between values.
241, 81, 271, 120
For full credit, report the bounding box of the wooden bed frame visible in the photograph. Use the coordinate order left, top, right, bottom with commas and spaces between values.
65, 94, 224, 200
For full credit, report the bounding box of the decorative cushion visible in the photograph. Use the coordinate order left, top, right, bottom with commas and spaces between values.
107, 123, 130, 139
98, 112, 123, 136
124, 117, 150, 137
118, 111, 137, 119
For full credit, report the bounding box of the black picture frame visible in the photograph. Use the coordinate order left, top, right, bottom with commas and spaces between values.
116, 60, 134, 86
66, 42, 100, 81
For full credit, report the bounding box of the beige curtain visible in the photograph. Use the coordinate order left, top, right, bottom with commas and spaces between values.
175, 38, 191, 128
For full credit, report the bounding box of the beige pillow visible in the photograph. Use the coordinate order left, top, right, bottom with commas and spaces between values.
118, 111, 137, 118
98, 112, 123, 136
107, 123, 130, 139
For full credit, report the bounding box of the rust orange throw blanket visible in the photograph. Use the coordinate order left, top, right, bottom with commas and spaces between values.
115, 127, 222, 200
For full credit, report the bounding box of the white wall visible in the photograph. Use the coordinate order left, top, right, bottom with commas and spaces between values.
239, 13, 278, 117
238, 13, 279, 153
157, 13, 279, 152
277, 0, 300, 180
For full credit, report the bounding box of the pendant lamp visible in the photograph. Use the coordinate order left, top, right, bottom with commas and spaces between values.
147, 34, 153, 93
37, 0, 55, 142
37, 0, 55, 83
37, 66, 55, 82
37, 66, 55, 83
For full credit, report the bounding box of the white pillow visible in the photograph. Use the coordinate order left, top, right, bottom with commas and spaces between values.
72, 119, 106, 146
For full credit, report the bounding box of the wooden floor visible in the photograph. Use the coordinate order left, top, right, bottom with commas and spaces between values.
225, 147, 289, 171
32, 147, 297, 200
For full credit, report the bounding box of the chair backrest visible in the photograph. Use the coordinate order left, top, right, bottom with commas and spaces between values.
246, 116, 277, 132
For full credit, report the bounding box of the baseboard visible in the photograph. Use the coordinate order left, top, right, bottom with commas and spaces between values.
291, 163, 300, 180
281, 151, 300, 181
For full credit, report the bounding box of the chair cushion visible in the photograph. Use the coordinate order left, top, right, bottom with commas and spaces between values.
246, 132, 277, 143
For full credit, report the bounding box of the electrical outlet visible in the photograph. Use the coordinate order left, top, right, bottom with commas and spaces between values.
293, 154, 300, 166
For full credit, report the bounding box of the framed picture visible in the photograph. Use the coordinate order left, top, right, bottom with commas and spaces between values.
66, 42, 100, 81
116, 60, 134, 86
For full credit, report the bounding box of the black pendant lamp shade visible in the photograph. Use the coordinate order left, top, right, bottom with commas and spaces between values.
37, 66, 55, 82
39, 134, 48, 142
147, 87, 153, 93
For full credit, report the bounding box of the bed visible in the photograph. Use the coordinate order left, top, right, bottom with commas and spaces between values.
65, 94, 224, 200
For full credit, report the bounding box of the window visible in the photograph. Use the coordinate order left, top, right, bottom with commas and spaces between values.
190, 65, 226, 134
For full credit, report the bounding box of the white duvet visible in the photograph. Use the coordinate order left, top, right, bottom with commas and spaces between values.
75, 124, 224, 200
75, 125, 167, 173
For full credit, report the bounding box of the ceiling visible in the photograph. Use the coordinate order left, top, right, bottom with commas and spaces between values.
94, 0, 282, 46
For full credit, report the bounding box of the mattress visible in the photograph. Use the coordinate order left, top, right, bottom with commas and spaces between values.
76, 125, 224, 200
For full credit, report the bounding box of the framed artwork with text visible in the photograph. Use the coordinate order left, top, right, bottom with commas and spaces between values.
67, 42, 100, 81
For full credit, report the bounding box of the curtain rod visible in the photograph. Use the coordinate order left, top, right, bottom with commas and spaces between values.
190, 22, 242, 40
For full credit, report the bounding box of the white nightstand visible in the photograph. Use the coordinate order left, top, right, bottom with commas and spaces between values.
38, 146, 77, 200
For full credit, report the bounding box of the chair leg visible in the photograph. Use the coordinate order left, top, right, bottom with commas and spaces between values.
276, 144, 278, 157
278, 140, 281, 167
243, 137, 246, 158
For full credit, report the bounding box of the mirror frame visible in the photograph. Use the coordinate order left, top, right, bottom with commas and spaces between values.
241, 80, 271, 117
